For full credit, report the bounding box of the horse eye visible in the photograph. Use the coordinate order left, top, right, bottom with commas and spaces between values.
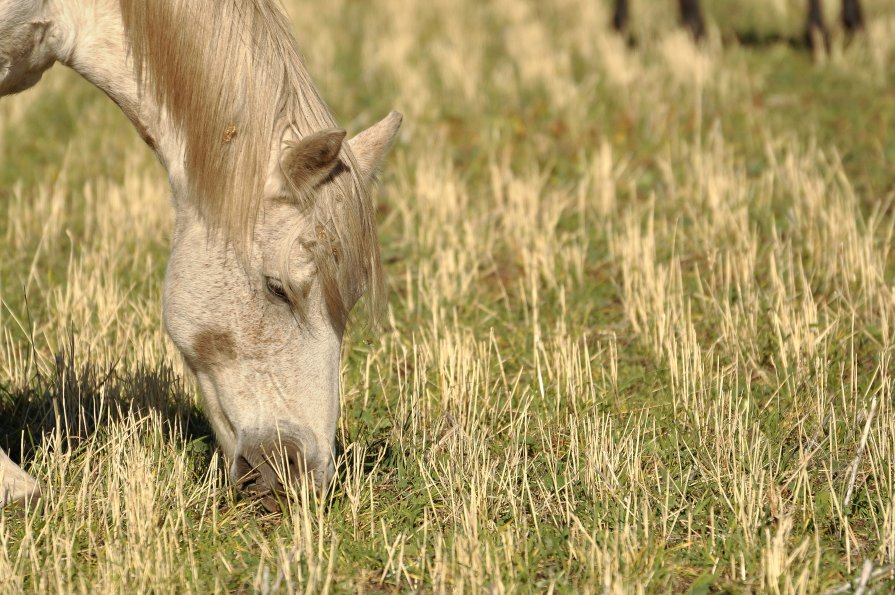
265, 277, 289, 303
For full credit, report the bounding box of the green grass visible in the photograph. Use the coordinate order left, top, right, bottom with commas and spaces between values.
3, 0, 895, 592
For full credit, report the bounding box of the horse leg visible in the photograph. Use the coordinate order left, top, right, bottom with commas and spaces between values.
612, 0, 629, 35
678, 0, 706, 41
841, 0, 864, 35
1, 447, 40, 507
805, 0, 831, 52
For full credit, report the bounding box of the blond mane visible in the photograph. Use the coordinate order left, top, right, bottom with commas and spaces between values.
119, 0, 383, 321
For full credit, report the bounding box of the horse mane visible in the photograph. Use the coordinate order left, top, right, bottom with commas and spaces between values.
118, 0, 383, 322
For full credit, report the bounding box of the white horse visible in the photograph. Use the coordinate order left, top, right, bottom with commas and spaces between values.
0, 0, 401, 510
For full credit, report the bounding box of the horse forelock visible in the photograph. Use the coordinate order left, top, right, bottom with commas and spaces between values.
118, 0, 384, 323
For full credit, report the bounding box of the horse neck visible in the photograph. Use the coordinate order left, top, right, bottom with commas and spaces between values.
45, 0, 187, 193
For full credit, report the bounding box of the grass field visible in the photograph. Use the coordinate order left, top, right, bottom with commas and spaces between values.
3, 0, 895, 591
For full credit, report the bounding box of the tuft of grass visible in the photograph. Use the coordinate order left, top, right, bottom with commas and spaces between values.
2, 0, 895, 591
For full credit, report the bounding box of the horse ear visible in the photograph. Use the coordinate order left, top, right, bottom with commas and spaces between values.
282, 129, 347, 190
348, 111, 403, 183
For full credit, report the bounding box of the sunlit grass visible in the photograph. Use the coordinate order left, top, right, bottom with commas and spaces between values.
2, 0, 895, 591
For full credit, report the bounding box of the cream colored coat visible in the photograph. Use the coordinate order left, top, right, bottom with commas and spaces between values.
0, 0, 401, 508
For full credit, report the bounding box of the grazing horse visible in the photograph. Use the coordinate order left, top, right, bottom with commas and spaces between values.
612, 0, 864, 49
0, 0, 401, 510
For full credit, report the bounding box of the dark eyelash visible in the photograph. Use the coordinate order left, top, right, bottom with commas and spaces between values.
265, 277, 289, 303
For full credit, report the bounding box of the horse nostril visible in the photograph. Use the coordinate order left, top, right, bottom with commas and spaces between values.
232, 438, 310, 506
232, 455, 257, 487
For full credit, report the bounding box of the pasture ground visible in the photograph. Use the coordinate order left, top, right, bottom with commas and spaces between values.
2, 0, 895, 592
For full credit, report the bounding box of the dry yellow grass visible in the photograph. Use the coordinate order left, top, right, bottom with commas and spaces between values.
2, 0, 895, 591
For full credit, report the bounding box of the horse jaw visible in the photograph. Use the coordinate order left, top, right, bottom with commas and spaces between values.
0, 1, 55, 96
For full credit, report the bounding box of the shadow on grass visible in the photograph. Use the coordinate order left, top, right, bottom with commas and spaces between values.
0, 335, 393, 508
729, 31, 806, 49
0, 337, 214, 468
620, 29, 858, 53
